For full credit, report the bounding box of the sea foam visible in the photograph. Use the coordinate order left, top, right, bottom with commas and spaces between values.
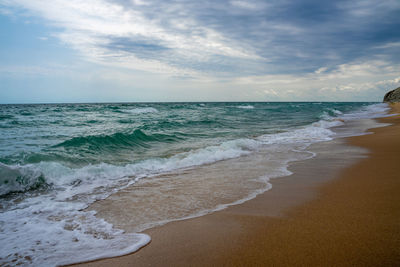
126, 107, 158, 114
237, 105, 254, 109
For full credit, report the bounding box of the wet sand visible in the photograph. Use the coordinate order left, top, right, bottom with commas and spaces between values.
74, 104, 400, 266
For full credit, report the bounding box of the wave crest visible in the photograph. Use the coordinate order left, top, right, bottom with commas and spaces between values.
53, 129, 183, 151
237, 105, 254, 109
126, 107, 158, 114
0, 163, 48, 196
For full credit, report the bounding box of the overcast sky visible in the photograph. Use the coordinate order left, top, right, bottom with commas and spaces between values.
0, 0, 399, 103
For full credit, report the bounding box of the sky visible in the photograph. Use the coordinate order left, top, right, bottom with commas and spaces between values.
0, 0, 399, 103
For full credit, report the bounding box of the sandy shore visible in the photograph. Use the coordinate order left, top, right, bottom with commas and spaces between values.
74, 104, 400, 267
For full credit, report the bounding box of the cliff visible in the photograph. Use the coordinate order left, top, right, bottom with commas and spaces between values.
383, 87, 400, 103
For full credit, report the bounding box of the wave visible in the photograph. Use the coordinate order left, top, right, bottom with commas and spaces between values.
332, 109, 343, 115
53, 129, 183, 151
2, 103, 387, 199
0, 114, 14, 120
20, 112, 34, 116
321, 108, 343, 119
154, 119, 224, 131
237, 105, 254, 109
340, 103, 390, 120
126, 107, 158, 114
1, 115, 342, 197
0, 163, 48, 196
85, 120, 99, 124
3, 104, 382, 198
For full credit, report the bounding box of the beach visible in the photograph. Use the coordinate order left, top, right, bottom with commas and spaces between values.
72, 103, 400, 267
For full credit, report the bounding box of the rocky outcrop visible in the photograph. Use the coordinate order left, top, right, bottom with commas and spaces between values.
383, 87, 400, 103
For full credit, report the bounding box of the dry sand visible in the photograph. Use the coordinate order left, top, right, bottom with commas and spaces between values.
73, 104, 400, 267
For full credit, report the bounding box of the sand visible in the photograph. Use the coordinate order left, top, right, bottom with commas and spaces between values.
73, 103, 400, 267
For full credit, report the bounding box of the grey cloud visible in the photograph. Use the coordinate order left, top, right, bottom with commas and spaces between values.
112, 0, 400, 74
3, 0, 400, 77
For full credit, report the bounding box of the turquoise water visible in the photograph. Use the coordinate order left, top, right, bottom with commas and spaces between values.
0, 102, 375, 167
0, 102, 389, 265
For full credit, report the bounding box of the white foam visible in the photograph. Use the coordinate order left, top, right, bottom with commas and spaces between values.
0, 197, 150, 266
258, 119, 343, 145
237, 105, 254, 109
340, 103, 390, 120
332, 109, 343, 115
126, 107, 158, 114
0, 162, 44, 195
0, 137, 263, 265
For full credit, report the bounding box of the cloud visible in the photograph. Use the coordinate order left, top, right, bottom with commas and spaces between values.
315, 67, 328, 74
230, 1, 258, 10
0, 0, 399, 102
232, 59, 400, 101
373, 42, 400, 49
2, 0, 398, 78
337, 0, 400, 17
1, 0, 260, 76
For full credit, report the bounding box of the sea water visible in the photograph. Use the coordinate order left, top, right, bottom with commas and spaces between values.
0, 102, 390, 266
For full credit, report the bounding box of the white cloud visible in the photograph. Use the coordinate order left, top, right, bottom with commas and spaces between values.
315, 67, 328, 74
338, 0, 400, 17
1, 0, 258, 76
230, 1, 258, 10
263, 88, 278, 96
131, 0, 150, 6
373, 42, 400, 49
232, 60, 400, 101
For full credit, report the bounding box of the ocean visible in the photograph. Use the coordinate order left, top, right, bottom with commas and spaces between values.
0, 102, 390, 266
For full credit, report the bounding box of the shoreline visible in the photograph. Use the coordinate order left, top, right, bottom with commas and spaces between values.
73, 104, 400, 266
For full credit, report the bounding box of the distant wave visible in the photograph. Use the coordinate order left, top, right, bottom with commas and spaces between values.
0, 115, 14, 120
332, 109, 343, 115
319, 108, 344, 120
126, 107, 158, 114
237, 105, 254, 109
